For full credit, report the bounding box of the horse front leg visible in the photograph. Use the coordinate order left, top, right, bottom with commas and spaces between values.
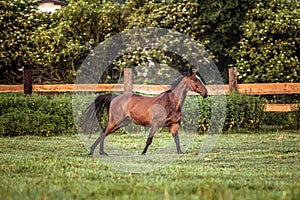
169, 123, 183, 154
142, 125, 158, 155
173, 133, 183, 154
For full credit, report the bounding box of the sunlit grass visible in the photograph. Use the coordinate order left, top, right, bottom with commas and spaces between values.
0, 130, 299, 199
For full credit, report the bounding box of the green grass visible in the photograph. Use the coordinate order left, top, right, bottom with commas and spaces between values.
0, 130, 299, 200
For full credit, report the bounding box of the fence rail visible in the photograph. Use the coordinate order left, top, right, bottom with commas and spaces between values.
265, 104, 298, 112
0, 83, 299, 112
1, 83, 300, 94
236, 83, 300, 95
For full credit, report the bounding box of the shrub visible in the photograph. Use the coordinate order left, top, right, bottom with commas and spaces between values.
0, 92, 275, 137
182, 92, 266, 133
0, 93, 75, 136
181, 96, 214, 133
261, 93, 300, 129
291, 104, 300, 129
262, 104, 300, 130
224, 91, 266, 131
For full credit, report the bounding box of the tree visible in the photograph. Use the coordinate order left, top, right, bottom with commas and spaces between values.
0, 0, 45, 83
3, 0, 298, 84
122, 0, 258, 82
229, 0, 300, 83
29, 0, 126, 83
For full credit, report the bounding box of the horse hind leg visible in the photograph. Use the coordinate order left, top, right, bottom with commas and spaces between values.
89, 122, 119, 156
89, 127, 110, 156
89, 118, 131, 156
89, 128, 106, 155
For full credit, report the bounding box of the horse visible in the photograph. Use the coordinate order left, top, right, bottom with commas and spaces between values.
81, 67, 208, 155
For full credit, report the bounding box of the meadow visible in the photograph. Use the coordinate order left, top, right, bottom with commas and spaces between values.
0, 130, 299, 200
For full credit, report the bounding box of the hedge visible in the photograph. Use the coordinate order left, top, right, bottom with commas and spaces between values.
263, 104, 300, 130
0, 92, 298, 137
181, 91, 266, 133
0, 93, 75, 136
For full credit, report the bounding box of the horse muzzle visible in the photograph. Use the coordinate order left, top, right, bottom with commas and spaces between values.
202, 92, 208, 98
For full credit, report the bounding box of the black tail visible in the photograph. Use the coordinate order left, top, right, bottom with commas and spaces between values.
81, 94, 118, 133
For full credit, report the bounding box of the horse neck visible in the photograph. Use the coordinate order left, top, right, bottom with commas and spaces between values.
170, 78, 189, 111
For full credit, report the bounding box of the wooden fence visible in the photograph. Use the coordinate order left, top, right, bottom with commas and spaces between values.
0, 67, 299, 112
0, 83, 299, 112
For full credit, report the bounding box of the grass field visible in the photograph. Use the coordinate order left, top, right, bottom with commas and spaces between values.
0, 130, 299, 200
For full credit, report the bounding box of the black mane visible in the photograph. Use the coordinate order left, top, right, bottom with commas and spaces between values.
165, 73, 188, 93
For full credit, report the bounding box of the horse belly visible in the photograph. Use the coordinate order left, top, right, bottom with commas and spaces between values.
129, 109, 151, 126
127, 94, 169, 127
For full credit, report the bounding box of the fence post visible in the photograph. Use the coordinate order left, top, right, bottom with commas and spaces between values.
124, 68, 132, 93
228, 67, 238, 91
23, 68, 32, 95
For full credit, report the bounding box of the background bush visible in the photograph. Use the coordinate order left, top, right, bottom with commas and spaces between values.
0, 93, 75, 136
224, 92, 266, 131
263, 104, 300, 130
2, 0, 299, 84
0, 93, 298, 137
179, 91, 266, 133
292, 104, 300, 129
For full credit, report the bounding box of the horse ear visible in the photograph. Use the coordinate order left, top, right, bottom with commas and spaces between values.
188, 67, 194, 75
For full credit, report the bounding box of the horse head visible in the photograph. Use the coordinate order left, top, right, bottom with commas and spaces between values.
185, 67, 208, 98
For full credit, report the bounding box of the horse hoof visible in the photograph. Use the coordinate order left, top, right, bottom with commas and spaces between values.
177, 151, 184, 154
100, 152, 108, 156
88, 152, 94, 156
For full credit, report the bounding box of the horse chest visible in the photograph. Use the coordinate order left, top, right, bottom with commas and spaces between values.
164, 111, 181, 126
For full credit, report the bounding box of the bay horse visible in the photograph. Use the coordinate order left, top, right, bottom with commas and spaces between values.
82, 67, 208, 155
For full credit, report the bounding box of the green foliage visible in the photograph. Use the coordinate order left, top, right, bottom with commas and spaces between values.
124, 0, 255, 79
0, 93, 75, 136
229, 0, 300, 83
0, 92, 270, 137
224, 91, 266, 131
182, 96, 212, 133
0, 0, 46, 83
194, 0, 258, 76
264, 104, 300, 130
291, 104, 300, 129
29, 0, 126, 83
114, 1, 204, 73
182, 92, 265, 133
1, 0, 299, 84
1, 92, 299, 137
